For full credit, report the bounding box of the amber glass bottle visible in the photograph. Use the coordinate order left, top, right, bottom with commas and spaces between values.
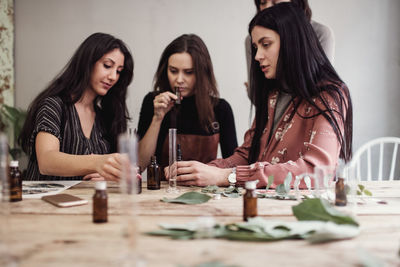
9, 160, 22, 202
335, 177, 347, 206
93, 181, 107, 223
243, 181, 257, 221
147, 156, 160, 190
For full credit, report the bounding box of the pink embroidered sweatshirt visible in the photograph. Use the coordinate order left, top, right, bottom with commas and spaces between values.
208, 90, 347, 189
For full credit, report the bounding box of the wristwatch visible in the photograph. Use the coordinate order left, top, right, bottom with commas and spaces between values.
227, 167, 237, 187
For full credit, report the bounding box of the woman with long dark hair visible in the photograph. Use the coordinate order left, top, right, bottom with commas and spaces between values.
165, 3, 352, 188
137, 34, 237, 173
19, 32, 134, 181
245, 0, 335, 99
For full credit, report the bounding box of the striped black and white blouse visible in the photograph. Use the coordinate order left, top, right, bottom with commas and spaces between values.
25, 96, 111, 180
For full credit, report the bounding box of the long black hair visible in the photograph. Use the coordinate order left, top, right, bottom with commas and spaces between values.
19, 32, 134, 152
248, 3, 352, 163
153, 34, 219, 132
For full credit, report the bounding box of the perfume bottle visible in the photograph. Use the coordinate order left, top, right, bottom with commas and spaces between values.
93, 181, 107, 223
335, 177, 347, 206
243, 180, 258, 221
9, 160, 22, 202
147, 156, 160, 190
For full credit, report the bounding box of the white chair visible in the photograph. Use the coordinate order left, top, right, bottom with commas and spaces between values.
347, 137, 400, 181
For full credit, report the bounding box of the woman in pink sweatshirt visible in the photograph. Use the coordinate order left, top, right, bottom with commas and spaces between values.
165, 3, 352, 189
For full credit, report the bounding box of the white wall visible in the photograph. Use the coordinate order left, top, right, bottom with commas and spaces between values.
15, 0, 400, 155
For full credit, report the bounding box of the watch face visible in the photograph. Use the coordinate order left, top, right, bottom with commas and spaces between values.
228, 173, 236, 183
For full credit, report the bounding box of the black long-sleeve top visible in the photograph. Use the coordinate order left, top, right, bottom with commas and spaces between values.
137, 93, 238, 169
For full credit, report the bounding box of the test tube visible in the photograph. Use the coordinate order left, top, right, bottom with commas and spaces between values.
167, 128, 179, 193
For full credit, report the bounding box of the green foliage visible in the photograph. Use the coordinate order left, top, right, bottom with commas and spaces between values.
146, 215, 360, 243
161, 192, 212, 204
292, 198, 359, 226
357, 184, 372, 196
0, 104, 27, 160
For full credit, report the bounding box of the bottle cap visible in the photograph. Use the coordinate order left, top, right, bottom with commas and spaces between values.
245, 180, 258, 190
95, 181, 107, 190
10, 160, 19, 167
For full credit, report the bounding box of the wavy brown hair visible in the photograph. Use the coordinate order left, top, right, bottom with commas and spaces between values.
153, 34, 219, 132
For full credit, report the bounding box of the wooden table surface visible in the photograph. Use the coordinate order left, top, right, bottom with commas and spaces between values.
1, 181, 400, 267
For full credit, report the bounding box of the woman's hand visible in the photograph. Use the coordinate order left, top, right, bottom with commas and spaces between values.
153, 92, 178, 121
95, 153, 123, 181
83, 173, 105, 181
164, 161, 230, 187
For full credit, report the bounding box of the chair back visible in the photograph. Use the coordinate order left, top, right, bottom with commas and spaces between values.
347, 137, 400, 181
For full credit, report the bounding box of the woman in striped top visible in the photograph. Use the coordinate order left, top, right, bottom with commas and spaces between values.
19, 32, 134, 181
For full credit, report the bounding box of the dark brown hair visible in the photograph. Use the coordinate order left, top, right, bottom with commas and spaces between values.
153, 34, 219, 132
254, 0, 312, 20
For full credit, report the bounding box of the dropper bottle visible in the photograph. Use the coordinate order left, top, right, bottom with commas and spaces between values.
243, 180, 258, 221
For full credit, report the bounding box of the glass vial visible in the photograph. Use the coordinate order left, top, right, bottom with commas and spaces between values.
243, 180, 257, 221
93, 181, 108, 223
167, 128, 179, 193
335, 177, 347, 206
147, 156, 160, 190
9, 160, 22, 202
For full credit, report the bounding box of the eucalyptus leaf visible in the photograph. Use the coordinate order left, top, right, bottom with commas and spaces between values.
222, 187, 241, 198
363, 189, 372, 196
201, 185, 221, 194
358, 184, 365, 191
161, 192, 212, 204
283, 172, 293, 192
266, 175, 274, 191
304, 175, 312, 190
292, 198, 359, 226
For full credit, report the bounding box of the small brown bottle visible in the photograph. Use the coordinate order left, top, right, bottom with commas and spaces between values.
9, 160, 22, 202
335, 177, 347, 206
93, 181, 107, 223
243, 180, 258, 221
147, 156, 160, 190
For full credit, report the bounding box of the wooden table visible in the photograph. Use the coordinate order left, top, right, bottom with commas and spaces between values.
1, 181, 400, 267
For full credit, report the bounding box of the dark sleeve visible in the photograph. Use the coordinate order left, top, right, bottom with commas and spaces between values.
137, 92, 155, 140
30, 97, 63, 143
215, 98, 238, 158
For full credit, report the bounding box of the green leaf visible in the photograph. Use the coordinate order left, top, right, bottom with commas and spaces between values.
222, 187, 241, 198
292, 198, 359, 226
161, 192, 212, 204
201, 185, 220, 194
304, 175, 312, 191
275, 184, 287, 196
363, 189, 372, 196
145, 229, 194, 239
283, 172, 293, 192
266, 175, 274, 191
358, 184, 365, 191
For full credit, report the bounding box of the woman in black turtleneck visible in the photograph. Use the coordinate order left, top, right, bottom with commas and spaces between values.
137, 34, 238, 176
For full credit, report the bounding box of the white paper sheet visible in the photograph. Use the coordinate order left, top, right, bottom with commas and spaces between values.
22, 181, 82, 199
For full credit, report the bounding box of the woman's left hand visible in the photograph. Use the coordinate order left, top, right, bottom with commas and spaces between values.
83, 173, 105, 181
164, 161, 230, 187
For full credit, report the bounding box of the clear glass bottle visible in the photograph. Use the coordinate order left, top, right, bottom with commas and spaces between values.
147, 156, 160, 190
9, 160, 22, 202
93, 181, 107, 223
243, 180, 257, 221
